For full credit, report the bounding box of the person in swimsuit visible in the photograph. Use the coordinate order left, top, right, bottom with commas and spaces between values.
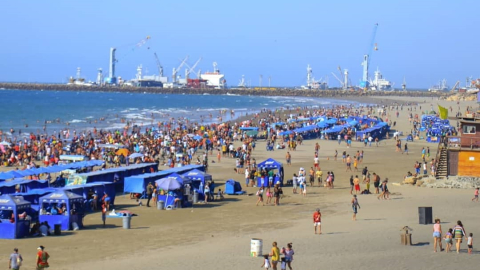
444, 228, 453, 253
283, 243, 294, 270
433, 218, 443, 252
351, 195, 360, 221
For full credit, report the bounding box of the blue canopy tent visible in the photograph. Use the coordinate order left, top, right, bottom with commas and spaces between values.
155, 175, 193, 209
0, 179, 49, 195
63, 182, 116, 210
0, 195, 31, 239
123, 165, 204, 194
39, 190, 84, 231
15, 188, 58, 211
181, 169, 212, 200
257, 158, 284, 186
75, 163, 157, 192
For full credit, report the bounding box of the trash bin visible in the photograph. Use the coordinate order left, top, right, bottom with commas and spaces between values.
54, 224, 61, 235
418, 207, 433, 224
157, 200, 165, 210
193, 191, 199, 204
122, 215, 132, 229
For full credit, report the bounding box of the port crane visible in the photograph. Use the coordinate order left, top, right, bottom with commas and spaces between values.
450, 81, 460, 92
172, 56, 188, 83
153, 53, 163, 77
331, 66, 350, 90
360, 23, 379, 89
184, 57, 202, 79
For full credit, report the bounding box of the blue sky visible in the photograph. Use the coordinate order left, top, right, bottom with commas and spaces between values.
0, 0, 479, 88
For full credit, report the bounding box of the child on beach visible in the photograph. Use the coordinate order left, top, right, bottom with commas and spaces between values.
468, 233, 473, 254
261, 254, 271, 269
472, 188, 479, 202
444, 228, 453, 252
280, 257, 286, 270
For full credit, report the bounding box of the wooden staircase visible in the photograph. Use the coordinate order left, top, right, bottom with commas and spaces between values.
435, 147, 448, 179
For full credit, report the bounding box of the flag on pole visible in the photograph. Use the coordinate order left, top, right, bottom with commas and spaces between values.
438, 105, 448, 120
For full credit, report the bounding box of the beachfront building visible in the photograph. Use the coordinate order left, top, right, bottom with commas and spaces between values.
438, 115, 480, 177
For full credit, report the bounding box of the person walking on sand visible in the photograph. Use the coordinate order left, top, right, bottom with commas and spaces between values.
349, 175, 354, 195
453, 220, 467, 253
9, 248, 23, 270
292, 173, 298, 194
472, 187, 479, 202
261, 254, 271, 269
467, 233, 473, 254
377, 179, 390, 199
269, 242, 280, 270
313, 208, 322, 234
345, 155, 352, 172
444, 228, 453, 253
285, 152, 291, 166
256, 187, 264, 206
283, 243, 294, 270
373, 173, 380, 194
433, 218, 444, 252
36, 246, 49, 270
351, 195, 360, 221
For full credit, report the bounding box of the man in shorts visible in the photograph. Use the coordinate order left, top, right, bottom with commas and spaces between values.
313, 208, 322, 234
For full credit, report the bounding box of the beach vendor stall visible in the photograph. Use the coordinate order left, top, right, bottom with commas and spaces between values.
155, 174, 193, 209
257, 158, 284, 186
181, 169, 212, 200
39, 190, 84, 231
0, 195, 31, 239
0, 179, 49, 195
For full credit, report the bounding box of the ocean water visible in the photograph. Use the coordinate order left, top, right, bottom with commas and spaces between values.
0, 89, 358, 136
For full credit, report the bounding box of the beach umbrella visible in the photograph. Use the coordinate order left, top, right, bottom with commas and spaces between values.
0, 141, 11, 146
116, 149, 130, 157
193, 135, 202, 140
129, 153, 144, 159
0, 171, 17, 180
155, 177, 182, 191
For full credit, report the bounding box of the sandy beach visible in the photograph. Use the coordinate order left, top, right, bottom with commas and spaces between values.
1, 95, 479, 270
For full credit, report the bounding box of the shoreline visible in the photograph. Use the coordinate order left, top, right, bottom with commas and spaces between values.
0, 82, 448, 98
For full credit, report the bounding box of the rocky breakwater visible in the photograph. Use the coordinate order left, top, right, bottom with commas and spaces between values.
424, 176, 480, 189
0, 82, 448, 98
404, 175, 480, 189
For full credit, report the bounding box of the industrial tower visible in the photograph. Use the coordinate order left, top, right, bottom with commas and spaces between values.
360, 23, 378, 89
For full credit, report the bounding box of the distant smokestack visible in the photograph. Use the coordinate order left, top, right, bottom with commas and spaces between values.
109, 48, 116, 79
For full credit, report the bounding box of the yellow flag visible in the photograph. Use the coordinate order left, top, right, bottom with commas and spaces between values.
438, 105, 448, 120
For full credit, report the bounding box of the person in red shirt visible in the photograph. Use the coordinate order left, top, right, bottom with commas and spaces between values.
313, 208, 322, 234
36, 246, 49, 270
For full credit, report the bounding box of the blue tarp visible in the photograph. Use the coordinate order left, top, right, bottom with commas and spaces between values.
0, 160, 105, 179
224, 180, 243, 195
239, 127, 259, 131
0, 179, 49, 194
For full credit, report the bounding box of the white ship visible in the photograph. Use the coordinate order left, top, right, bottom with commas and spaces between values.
369, 69, 393, 91
301, 64, 328, 90
200, 62, 226, 89
428, 79, 448, 92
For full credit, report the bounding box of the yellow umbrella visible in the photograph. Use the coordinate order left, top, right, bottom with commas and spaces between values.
116, 149, 130, 157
